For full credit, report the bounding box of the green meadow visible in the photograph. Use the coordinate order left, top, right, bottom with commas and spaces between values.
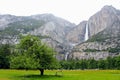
0, 70, 120, 80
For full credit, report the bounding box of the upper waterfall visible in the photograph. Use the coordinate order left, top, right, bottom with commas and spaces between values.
85, 23, 89, 41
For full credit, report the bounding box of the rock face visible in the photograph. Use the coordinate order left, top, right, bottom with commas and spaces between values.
66, 5, 120, 44
66, 21, 87, 44
0, 5, 120, 60
0, 14, 24, 29
0, 13, 75, 60
29, 14, 75, 43
88, 6, 120, 41
88, 5, 120, 37
70, 40, 120, 60
69, 5, 120, 60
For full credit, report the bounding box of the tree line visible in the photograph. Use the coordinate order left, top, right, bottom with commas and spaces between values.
60, 56, 120, 70
1, 43, 120, 70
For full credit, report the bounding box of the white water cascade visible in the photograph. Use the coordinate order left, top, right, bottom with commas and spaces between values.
65, 52, 69, 60
65, 43, 76, 60
85, 23, 89, 41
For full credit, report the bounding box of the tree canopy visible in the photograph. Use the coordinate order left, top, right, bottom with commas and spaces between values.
10, 35, 60, 75
0, 44, 11, 69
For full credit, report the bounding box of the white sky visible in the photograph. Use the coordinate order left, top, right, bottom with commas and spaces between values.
0, 0, 120, 24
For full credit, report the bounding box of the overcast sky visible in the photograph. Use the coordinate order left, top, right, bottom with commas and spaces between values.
0, 0, 120, 24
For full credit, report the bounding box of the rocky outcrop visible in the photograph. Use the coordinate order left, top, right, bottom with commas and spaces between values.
88, 6, 120, 42
31, 14, 75, 43
0, 6, 120, 60
66, 5, 120, 44
88, 5, 120, 37
0, 14, 75, 43
0, 13, 76, 60
69, 5, 120, 60
70, 39, 120, 60
66, 21, 87, 44
69, 52, 115, 60
0, 14, 24, 29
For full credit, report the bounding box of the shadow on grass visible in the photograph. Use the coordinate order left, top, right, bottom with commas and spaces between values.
18, 74, 63, 79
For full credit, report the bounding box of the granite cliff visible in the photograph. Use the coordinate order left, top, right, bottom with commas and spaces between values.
0, 5, 120, 60
69, 5, 120, 60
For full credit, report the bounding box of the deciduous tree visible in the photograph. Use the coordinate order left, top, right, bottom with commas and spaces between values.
10, 35, 60, 75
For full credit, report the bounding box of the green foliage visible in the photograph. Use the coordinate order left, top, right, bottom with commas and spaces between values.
0, 19, 45, 36
108, 47, 120, 53
87, 31, 113, 42
106, 57, 115, 69
60, 60, 77, 69
87, 59, 97, 69
10, 35, 60, 75
60, 56, 120, 70
98, 59, 107, 69
0, 44, 11, 69
114, 56, 120, 69
84, 49, 100, 52
83, 47, 120, 53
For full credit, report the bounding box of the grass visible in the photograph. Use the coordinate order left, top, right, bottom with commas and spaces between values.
0, 69, 120, 80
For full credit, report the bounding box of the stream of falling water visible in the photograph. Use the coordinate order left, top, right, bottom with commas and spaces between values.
65, 43, 76, 60
65, 52, 69, 60
65, 23, 89, 60
85, 23, 89, 41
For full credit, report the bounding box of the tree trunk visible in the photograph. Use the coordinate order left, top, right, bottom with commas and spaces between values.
39, 69, 44, 76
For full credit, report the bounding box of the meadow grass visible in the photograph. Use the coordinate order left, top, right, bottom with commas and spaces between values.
0, 69, 120, 80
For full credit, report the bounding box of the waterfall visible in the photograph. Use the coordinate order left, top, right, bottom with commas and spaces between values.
65, 43, 76, 60
85, 23, 89, 41
65, 52, 69, 60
